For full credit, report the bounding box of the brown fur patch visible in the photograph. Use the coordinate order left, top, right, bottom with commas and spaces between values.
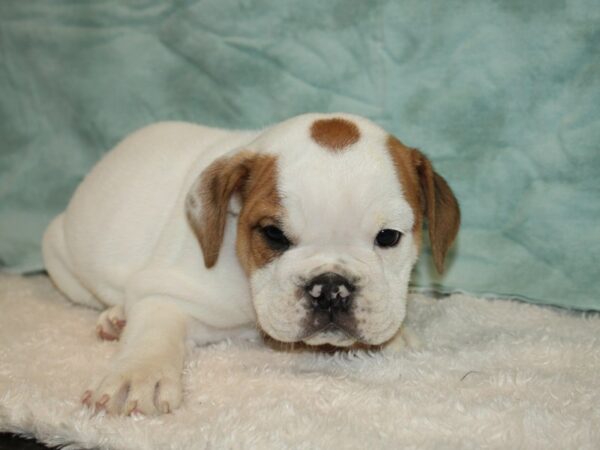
386, 136, 425, 246
186, 152, 283, 272
386, 136, 460, 273
310, 118, 360, 151
235, 155, 285, 274
186, 151, 252, 268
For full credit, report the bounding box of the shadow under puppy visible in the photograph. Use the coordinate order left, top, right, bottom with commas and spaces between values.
42, 113, 460, 415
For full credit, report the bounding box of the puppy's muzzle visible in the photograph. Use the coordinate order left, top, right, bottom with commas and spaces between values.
304, 272, 355, 315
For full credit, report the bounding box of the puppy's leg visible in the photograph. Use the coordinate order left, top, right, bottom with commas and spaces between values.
96, 305, 126, 341
84, 298, 187, 415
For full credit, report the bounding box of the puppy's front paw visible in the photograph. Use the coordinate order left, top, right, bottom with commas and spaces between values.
82, 363, 182, 415
96, 305, 126, 341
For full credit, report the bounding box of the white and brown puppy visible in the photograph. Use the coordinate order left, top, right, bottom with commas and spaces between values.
43, 113, 459, 415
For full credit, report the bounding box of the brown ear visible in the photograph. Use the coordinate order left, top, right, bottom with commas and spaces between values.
186, 151, 255, 268
413, 149, 461, 273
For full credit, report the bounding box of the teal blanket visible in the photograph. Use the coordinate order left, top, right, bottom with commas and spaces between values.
1, 0, 599, 309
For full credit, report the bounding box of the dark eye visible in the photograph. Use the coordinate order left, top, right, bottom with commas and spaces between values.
375, 229, 402, 248
260, 225, 291, 251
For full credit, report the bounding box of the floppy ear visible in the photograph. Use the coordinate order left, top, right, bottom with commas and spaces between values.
412, 149, 461, 273
186, 151, 255, 268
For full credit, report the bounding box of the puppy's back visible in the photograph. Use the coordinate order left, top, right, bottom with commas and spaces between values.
46, 121, 255, 305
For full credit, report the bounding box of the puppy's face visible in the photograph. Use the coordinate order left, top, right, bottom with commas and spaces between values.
187, 114, 460, 347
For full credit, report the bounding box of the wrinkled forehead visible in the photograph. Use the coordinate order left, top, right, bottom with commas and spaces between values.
250, 114, 415, 241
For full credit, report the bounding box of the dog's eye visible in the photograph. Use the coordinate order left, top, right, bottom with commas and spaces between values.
375, 229, 402, 248
260, 225, 291, 251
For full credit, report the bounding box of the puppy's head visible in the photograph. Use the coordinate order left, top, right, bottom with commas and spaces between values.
187, 114, 460, 347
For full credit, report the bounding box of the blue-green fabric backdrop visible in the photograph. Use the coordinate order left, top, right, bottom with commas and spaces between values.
1, 0, 599, 309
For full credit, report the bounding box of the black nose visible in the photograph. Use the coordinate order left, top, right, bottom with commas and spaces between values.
304, 272, 355, 313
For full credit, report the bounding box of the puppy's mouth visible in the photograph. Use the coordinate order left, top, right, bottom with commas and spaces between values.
301, 323, 358, 347
299, 310, 362, 346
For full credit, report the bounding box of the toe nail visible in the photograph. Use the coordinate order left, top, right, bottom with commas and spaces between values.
126, 400, 138, 416
99, 330, 117, 341
81, 390, 92, 405
95, 394, 109, 409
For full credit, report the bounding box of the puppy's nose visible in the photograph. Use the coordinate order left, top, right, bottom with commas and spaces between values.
304, 272, 355, 313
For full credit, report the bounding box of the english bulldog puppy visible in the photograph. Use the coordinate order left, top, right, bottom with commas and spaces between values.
42, 113, 460, 415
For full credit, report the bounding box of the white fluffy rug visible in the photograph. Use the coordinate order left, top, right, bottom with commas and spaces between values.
1, 274, 599, 449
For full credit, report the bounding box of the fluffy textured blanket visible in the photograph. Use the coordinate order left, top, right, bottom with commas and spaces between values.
1, 274, 599, 449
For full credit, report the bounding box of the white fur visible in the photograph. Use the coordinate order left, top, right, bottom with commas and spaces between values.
43, 121, 260, 414
42, 113, 420, 414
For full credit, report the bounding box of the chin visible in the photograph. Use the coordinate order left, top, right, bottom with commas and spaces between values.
301, 328, 357, 347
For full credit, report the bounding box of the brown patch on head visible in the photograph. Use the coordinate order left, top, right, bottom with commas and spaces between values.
310, 118, 360, 151
186, 151, 284, 274
387, 136, 460, 273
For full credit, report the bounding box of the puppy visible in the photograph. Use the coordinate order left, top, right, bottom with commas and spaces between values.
42, 113, 460, 415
